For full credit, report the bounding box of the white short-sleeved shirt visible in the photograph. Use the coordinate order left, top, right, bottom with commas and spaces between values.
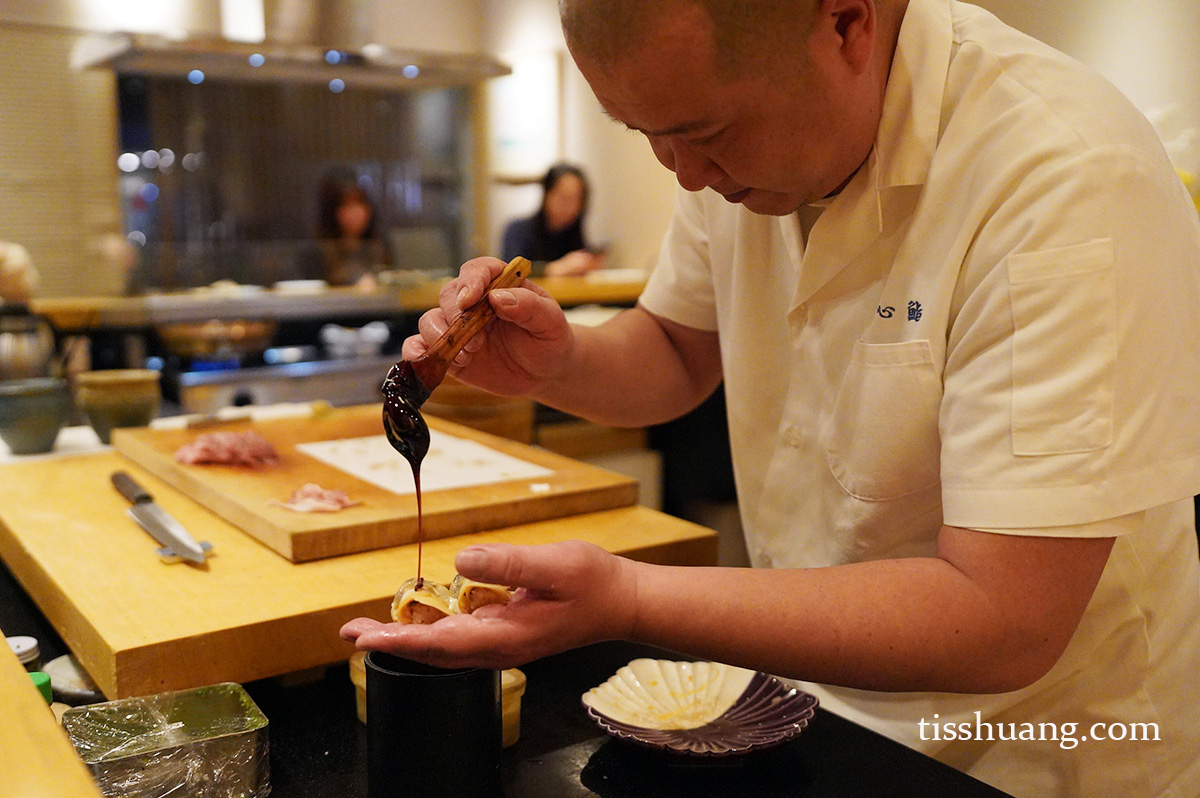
638, 1, 1200, 796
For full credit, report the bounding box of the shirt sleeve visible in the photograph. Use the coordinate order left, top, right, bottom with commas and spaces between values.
970, 511, 1144, 539
638, 188, 721, 332
939, 144, 1200, 529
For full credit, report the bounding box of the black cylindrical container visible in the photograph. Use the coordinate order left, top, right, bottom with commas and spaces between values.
365, 651, 503, 798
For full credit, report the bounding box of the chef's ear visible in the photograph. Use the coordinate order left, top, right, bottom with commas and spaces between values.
813, 0, 877, 75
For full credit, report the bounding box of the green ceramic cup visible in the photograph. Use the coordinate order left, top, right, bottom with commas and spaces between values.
73, 369, 161, 445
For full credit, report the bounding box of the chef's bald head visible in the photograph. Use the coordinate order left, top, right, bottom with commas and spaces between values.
560, 0, 820, 77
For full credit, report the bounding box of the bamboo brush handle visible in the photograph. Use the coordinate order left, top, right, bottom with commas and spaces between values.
411, 256, 531, 386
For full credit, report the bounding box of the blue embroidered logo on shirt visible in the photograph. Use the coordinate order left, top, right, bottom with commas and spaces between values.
877, 302, 922, 321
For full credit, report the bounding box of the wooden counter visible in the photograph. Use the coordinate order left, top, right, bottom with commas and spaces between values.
32, 285, 436, 331
32, 273, 646, 332
0, 451, 715, 700
0, 627, 105, 798
532, 273, 648, 307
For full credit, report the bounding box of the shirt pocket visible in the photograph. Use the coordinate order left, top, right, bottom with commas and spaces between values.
1007, 239, 1115, 455
822, 339, 943, 501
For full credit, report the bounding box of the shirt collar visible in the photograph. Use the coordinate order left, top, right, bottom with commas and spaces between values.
874, 0, 953, 190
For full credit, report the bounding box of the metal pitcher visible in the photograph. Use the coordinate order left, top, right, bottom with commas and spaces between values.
0, 303, 56, 380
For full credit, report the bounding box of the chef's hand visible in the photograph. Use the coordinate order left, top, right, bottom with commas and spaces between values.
339, 541, 640, 670
402, 257, 575, 397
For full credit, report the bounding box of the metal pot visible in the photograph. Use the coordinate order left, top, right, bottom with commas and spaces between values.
156, 319, 278, 360
0, 303, 56, 380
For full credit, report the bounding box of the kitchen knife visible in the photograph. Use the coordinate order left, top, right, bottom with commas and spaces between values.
111, 470, 212, 564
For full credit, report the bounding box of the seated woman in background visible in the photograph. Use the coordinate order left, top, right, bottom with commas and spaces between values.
501, 163, 606, 277
314, 174, 390, 288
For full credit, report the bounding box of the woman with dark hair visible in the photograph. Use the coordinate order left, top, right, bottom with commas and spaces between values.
501, 163, 606, 276
314, 174, 389, 288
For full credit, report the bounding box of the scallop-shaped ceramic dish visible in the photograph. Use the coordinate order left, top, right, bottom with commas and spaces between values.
582, 658, 818, 756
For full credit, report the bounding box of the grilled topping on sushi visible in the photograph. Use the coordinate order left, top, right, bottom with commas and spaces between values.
391, 577, 453, 624
451, 575, 513, 615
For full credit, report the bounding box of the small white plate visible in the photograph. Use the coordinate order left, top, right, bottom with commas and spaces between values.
273, 279, 328, 294
43, 654, 106, 705
584, 268, 647, 283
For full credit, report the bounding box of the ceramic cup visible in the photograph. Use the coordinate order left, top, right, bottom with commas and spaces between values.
365, 652, 503, 798
0, 377, 72, 454
73, 369, 161, 444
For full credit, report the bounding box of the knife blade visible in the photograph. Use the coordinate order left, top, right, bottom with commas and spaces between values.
111, 470, 212, 563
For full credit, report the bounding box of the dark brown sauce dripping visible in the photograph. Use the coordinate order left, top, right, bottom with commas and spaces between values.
378, 257, 531, 593
382, 361, 431, 585
412, 472, 423, 589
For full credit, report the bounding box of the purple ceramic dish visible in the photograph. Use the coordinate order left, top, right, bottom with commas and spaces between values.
582, 659, 819, 756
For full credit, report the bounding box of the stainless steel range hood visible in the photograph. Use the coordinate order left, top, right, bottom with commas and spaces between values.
71, 0, 509, 90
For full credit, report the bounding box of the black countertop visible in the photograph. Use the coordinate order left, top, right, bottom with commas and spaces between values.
246, 643, 1012, 798
2, 559, 1011, 798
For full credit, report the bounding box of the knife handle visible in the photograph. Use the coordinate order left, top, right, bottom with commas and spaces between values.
112, 471, 152, 504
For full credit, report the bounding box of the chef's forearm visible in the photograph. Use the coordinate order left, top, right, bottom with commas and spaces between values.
530, 306, 721, 427
625, 551, 1081, 695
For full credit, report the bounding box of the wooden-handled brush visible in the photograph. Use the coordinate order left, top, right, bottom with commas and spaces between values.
385, 256, 531, 410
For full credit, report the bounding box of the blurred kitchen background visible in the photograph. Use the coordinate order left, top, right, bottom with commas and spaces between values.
0, 0, 1197, 566
1, 0, 1197, 297
0, 0, 685, 297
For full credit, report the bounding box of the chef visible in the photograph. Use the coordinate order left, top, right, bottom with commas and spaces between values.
343, 1, 1200, 795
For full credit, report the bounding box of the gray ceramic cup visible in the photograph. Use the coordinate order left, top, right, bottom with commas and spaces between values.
0, 377, 71, 454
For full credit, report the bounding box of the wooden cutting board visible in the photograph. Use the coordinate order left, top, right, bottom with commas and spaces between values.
111, 404, 638, 562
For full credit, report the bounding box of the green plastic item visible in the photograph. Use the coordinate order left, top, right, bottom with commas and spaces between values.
29, 671, 52, 705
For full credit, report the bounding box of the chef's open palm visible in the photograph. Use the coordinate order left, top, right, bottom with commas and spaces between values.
340, 541, 639, 670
